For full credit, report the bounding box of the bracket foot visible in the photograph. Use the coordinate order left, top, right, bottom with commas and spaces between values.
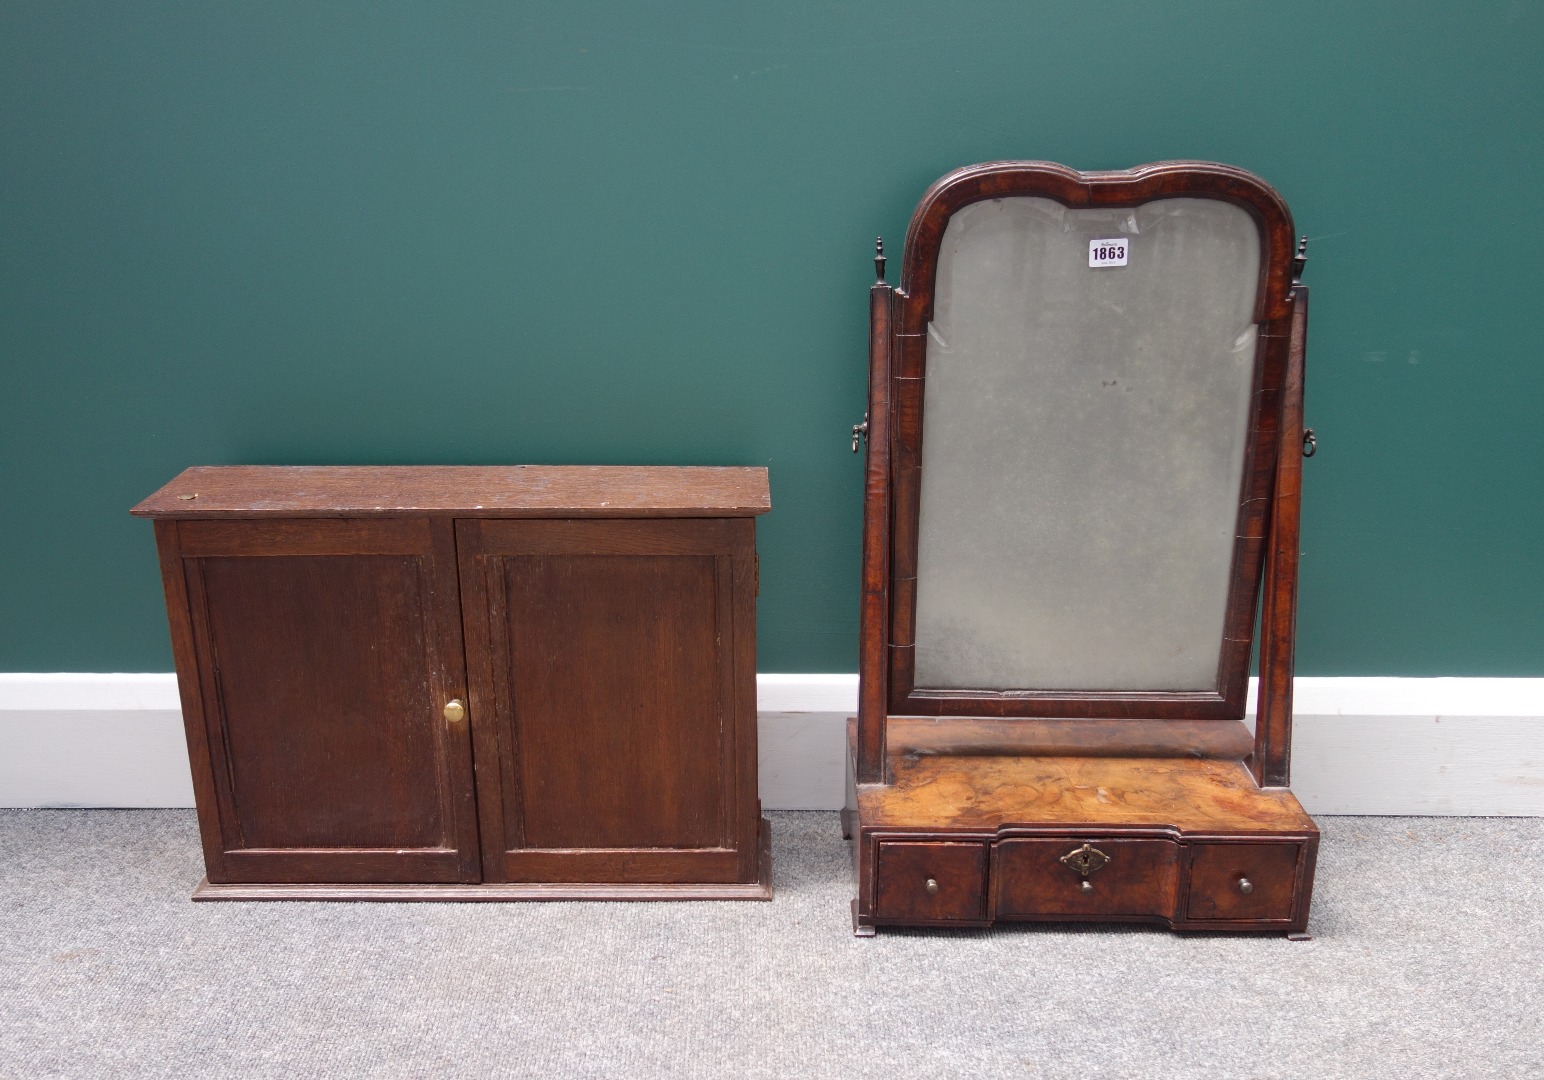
851, 898, 876, 937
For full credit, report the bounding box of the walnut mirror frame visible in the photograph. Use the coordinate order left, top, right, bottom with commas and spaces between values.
845, 161, 1318, 936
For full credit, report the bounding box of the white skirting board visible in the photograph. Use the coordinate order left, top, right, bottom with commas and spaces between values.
3, 673, 1542, 814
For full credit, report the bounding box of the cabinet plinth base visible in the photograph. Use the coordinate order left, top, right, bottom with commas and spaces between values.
194, 819, 773, 902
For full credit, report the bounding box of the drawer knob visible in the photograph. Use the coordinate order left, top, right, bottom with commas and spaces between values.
1080, 880, 1093, 893
443, 699, 466, 724
925, 878, 940, 895
1238, 877, 1254, 895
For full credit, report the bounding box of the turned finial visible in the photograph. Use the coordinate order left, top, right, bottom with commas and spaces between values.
874, 237, 886, 284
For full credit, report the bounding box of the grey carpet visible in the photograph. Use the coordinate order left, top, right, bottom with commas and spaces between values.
1, 811, 1541, 1080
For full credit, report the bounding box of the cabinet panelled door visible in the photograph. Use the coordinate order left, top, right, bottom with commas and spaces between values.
165, 517, 480, 885
458, 518, 760, 886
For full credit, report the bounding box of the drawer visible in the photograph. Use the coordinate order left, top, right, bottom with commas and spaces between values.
996, 838, 1180, 919
1187, 843, 1302, 922
874, 841, 987, 922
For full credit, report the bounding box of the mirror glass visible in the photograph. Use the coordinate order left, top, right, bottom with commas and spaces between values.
913, 196, 1262, 691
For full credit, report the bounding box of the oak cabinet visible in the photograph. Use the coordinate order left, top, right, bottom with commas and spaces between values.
134, 466, 770, 901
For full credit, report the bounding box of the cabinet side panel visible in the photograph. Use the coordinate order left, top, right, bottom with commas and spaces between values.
153, 521, 228, 879
501, 552, 725, 850
729, 520, 761, 879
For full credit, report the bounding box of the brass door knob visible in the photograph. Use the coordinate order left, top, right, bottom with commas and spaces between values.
443, 699, 466, 724
1238, 877, 1254, 894
925, 878, 939, 895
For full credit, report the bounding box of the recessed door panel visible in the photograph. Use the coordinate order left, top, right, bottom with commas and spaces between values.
503, 553, 724, 849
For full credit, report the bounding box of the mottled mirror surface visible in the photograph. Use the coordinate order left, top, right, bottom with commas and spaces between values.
913, 196, 1262, 691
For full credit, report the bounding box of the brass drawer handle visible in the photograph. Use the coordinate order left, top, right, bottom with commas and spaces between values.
443, 699, 466, 724
925, 878, 939, 895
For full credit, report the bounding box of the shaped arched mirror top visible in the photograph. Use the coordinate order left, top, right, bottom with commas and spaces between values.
914, 195, 1263, 694
866, 163, 1301, 716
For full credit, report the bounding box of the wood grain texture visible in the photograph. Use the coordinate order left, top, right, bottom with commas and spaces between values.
199, 554, 445, 850
152, 521, 229, 880
887, 717, 1254, 760
858, 753, 1315, 835
501, 551, 724, 849
194, 879, 774, 901
502, 848, 744, 884
852, 748, 1317, 933
131, 465, 771, 519
1254, 285, 1310, 787
855, 281, 894, 783
845, 717, 874, 932
190, 818, 772, 900
995, 838, 1180, 918
176, 517, 430, 557
874, 840, 988, 923
1186, 842, 1304, 922
728, 520, 762, 880
472, 517, 739, 556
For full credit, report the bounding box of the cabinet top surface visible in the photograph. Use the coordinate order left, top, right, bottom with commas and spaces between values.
131, 465, 772, 519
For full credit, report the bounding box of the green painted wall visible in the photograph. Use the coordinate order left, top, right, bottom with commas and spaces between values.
2, 2, 1541, 674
